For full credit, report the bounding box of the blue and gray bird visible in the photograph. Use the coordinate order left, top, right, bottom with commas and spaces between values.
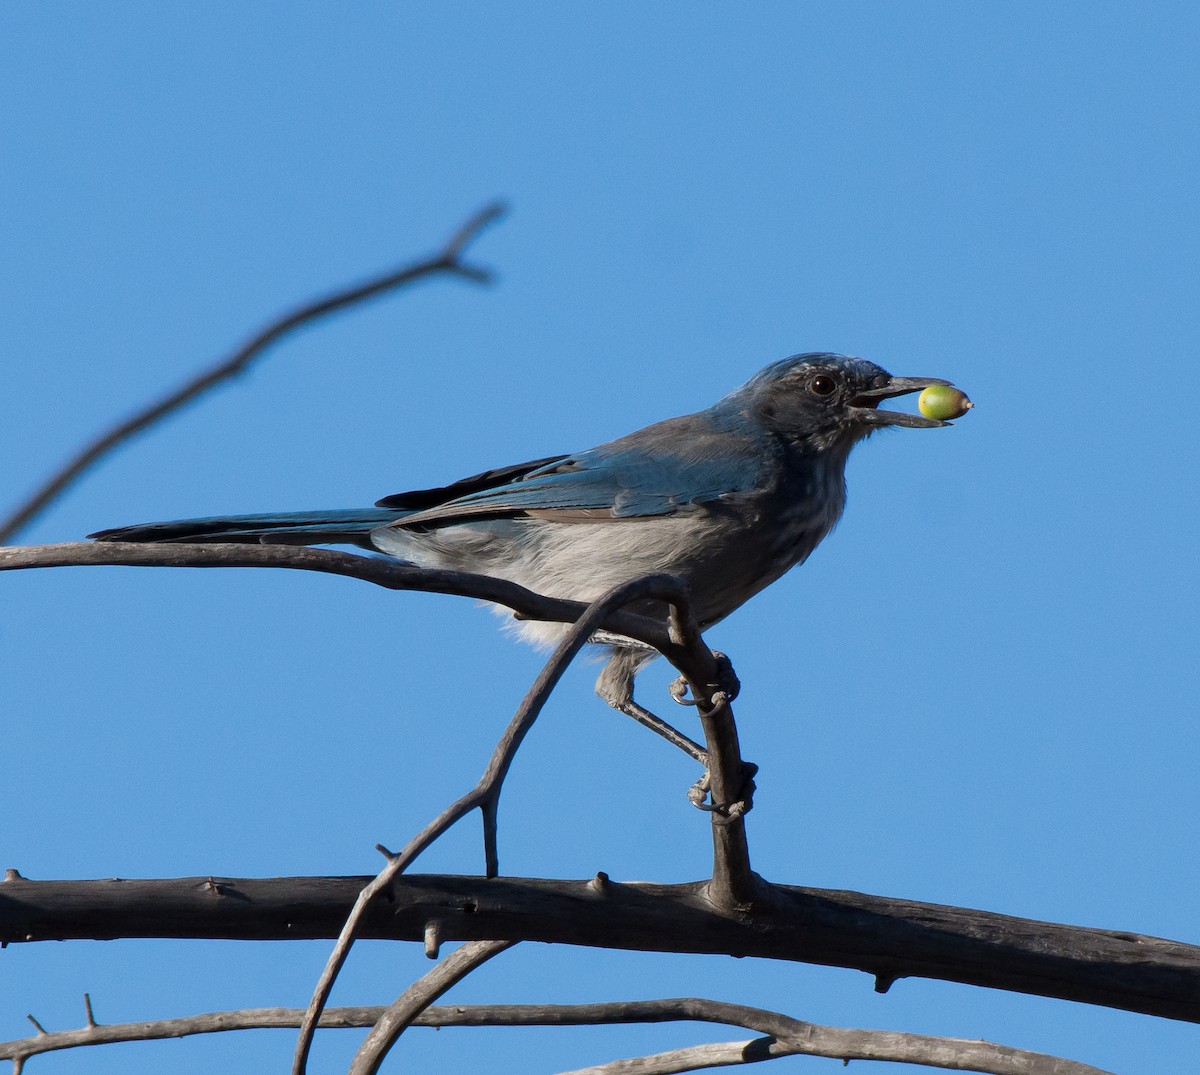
91, 353, 955, 721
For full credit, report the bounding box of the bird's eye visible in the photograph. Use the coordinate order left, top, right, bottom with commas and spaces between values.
809, 374, 837, 397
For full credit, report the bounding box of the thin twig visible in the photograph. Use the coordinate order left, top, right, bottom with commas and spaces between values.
349, 940, 515, 1074
0, 998, 1115, 1075
0, 203, 504, 545
290, 574, 709, 1075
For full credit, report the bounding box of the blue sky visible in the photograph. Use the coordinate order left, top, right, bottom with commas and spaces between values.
2, 3, 1198, 1072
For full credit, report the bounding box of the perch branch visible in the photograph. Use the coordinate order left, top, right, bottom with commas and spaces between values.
0, 541, 757, 908
5, 872, 1197, 1023
0, 543, 674, 656
0, 998, 1112, 1075
0, 202, 504, 545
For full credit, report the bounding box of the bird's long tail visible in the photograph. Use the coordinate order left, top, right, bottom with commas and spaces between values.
88, 508, 404, 549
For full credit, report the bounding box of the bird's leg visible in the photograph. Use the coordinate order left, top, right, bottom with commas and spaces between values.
621, 697, 708, 763
594, 645, 707, 764
595, 646, 756, 816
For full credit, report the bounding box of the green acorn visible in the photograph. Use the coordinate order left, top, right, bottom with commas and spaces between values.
918, 385, 973, 421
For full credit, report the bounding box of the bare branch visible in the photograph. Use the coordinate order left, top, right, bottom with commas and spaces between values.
691, 689, 759, 911
291, 574, 715, 1075
0, 543, 676, 656
6, 872, 1198, 1023
0, 1005, 393, 1067
349, 940, 515, 1074
0, 998, 1114, 1075
0, 544, 733, 727
556, 1033, 1112, 1075
0, 203, 504, 545
0, 542, 756, 904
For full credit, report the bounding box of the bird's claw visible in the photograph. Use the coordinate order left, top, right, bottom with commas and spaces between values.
669, 676, 698, 706
687, 760, 758, 817
670, 652, 741, 708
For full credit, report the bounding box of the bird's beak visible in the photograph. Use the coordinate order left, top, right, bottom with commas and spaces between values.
848, 376, 955, 428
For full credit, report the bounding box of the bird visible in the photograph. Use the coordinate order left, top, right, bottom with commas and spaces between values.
91, 353, 956, 744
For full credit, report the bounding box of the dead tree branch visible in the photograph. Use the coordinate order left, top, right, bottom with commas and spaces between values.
0, 542, 754, 891
4, 871, 1198, 1024
0, 543, 677, 659
0, 202, 504, 545
290, 574, 733, 1074
0, 998, 1114, 1075
557, 1032, 1111, 1075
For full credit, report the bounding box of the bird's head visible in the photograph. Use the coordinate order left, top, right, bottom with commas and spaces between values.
735, 353, 955, 452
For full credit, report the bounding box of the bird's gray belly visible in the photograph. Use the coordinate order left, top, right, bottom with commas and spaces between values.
371, 496, 840, 646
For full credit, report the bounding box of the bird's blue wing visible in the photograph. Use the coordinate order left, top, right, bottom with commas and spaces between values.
375, 455, 567, 510
388, 413, 769, 526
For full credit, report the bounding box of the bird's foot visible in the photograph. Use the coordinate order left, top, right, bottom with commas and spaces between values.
688, 760, 758, 818
669, 651, 741, 708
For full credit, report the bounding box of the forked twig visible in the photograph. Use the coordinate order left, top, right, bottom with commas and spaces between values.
0, 203, 504, 545
291, 574, 716, 1075
1, 541, 765, 1050
1, 540, 764, 1063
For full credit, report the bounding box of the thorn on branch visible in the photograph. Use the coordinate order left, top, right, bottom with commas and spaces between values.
24, 1017, 46, 1037
375, 844, 398, 862
83, 994, 96, 1028
3, 869, 25, 882
587, 872, 613, 896
874, 973, 898, 994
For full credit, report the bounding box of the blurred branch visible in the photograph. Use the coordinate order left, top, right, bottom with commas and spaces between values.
0, 998, 1113, 1075
0, 203, 505, 545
